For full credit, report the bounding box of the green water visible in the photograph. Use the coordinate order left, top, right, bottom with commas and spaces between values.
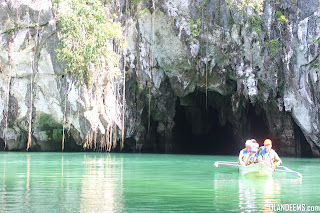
0, 152, 319, 212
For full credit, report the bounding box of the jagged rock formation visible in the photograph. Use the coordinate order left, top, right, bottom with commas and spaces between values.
0, 0, 319, 157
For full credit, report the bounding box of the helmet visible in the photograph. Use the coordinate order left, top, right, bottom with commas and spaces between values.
264, 139, 272, 145
250, 147, 258, 152
245, 140, 252, 146
251, 139, 257, 143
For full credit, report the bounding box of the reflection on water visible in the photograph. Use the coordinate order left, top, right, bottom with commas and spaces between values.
0, 154, 6, 213
80, 154, 124, 213
0, 153, 124, 213
238, 176, 281, 212
0, 153, 317, 212
213, 166, 304, 212
25, 154, 31, 213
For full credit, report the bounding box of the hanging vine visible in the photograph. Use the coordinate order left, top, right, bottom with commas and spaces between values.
61, 79, 72, 151
5, 38, 13, 150
200, 0, 208, 110
55, 0, 124, 151
148, 0, 156, 133
120, 0, 129, 151
27, 2, 43, 151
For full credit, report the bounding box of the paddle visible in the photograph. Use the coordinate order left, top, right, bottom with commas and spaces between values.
214, 161, 238, 168
275, 166, 302, 178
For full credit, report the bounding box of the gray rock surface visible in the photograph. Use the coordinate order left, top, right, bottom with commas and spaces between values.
0, 0, 320, 156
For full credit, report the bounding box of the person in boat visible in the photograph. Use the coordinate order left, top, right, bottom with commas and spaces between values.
258, 139, 282, 169
245, 146, 258, 166
251, 139, 260, 152
238, 140, 252, 166
258, 145, 264, 153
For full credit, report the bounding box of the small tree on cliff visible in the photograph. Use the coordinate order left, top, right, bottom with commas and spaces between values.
226, 0, 264, 15
55, 0, 123, 86
55, 0, 125, 151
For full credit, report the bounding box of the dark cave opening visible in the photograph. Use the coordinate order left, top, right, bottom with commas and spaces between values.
171, 90, 313, 157
121, 89, 313, 157
244, 104, 270, 148
172, 91, 237, 155
294, 121, 313, 158
0, 138, 4, 150
171, 91, 273, 156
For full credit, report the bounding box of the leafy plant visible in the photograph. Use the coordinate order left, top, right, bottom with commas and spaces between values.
134, 0, 143, 6
249, 16, 263, 34
6, 29, 14, 35
226, 0, 264, 15
309, 38, 320, 72
200, 0, 206, 10
311, 38, 320, 43
56, 0, 123, 87
309, 63, 320, 73
270, 39, 280, 58
137, 8, 149, 18
274, 11, 288, 24
187, 18, 203, 42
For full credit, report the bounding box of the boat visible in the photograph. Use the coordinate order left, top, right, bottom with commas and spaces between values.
238, 163, 274, 177
214, 161, 302, 178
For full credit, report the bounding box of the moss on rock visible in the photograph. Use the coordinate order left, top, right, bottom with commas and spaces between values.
35, 112, 63, 142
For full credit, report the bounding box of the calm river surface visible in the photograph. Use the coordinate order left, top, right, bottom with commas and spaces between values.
0, 152, 319, 212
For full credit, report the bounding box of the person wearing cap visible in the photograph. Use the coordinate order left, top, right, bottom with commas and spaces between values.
251, 139, 260, 153
238, 140, 252, 166
245, 146, 258, 166
258, 139, 282, 169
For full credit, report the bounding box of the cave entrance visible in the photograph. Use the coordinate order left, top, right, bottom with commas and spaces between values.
294, 121, 313, 157
172, 91, 273, 155
0, 138, 4, 150
172, 91, 237, 155
244, 103, 270, 147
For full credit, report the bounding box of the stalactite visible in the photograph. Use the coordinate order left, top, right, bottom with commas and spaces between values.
99, 136, 105, 152
106, 126, 109, 152
85, 128, 93, 150
67, 94, 72, 136
61, 78, 68, 151
120, 0, 129, 151
113, 122, 117, 149
110, 121, 114, 150
121, 57, 126, 151
106, 124, 111, 152
148, 0, 156, 133
94, 129, 97, 151
5, 39, 13, 150
204, 2, 208, 110
113, 74, 118, 151
26, 75, 33, 151
27, 1, 43, 150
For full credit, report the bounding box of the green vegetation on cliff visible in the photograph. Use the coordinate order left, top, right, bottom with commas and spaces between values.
226, 0, 264, 15
55, 0, 124, 87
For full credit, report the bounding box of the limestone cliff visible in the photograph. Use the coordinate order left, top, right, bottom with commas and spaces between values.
0, 0, 319, 157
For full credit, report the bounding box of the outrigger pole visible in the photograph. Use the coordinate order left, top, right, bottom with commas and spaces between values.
276, 166, 303, 178
214, 161, 303, 178
214, 161, 238, 167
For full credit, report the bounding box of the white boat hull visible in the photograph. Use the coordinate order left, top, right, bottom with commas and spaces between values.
239, 163, 274, 177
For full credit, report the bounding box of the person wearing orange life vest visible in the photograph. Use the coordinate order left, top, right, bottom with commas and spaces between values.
238, 140, 252, 166
258, 139, 282, 169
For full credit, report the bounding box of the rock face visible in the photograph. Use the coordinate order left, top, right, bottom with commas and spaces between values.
0, 0, 320, 156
